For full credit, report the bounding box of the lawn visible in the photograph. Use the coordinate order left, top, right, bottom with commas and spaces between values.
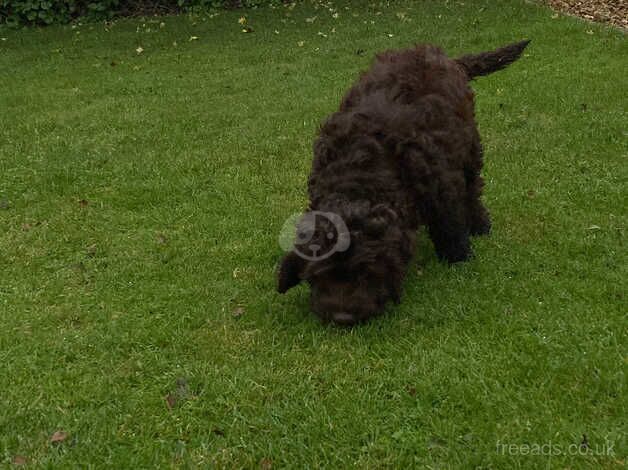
0, 0, 626, 467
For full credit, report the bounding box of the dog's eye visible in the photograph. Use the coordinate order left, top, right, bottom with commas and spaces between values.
297, 229, 315, 243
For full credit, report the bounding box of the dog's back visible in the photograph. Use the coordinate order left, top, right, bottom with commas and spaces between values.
340, 45, 472, 117
309, 45, 477, 227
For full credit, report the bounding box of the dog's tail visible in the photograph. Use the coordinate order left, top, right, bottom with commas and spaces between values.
455, 40, 530, 80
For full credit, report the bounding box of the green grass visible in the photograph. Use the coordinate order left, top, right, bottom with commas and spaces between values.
0, 0, 626, 467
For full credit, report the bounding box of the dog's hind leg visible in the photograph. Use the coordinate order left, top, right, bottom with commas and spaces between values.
465, 136, 491, 236
421, 178, 472, 263
425, 208, 472, 263
402, 144, 472, 262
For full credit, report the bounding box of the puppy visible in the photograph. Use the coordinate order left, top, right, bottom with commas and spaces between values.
278, 40, 530, 325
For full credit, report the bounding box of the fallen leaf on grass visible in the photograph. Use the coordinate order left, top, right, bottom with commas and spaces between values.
12, 456, 27, 465
407, 386, 417, 397
165, 393, 177, 410
78, 199, 89, 207
232, 306, 245, 318
259, 457, 273, 469
12, 456, 28, 465
50, 430, 68, 444
136, 46, 144, 54
21, 223, 33, 231
189, 36, 199, 41
176, 377, 189, 393
586, 225, 601, 230
238, 16, 247, 25
165, 377, 194, 410
428, 436, 446, 450
241, 27, 254, 33
297, 41, 305, 47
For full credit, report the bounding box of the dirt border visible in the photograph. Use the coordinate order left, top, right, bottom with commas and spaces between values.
543, 0, 627, 30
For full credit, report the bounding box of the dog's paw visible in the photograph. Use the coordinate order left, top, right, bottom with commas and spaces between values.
438, 249, 473, 264
435, 235, 473, 264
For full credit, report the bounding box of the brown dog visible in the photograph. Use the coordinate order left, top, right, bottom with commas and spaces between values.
278, 40, 530, 325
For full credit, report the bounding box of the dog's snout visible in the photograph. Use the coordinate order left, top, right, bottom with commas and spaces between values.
311, 282, 379, 326
331, 312, 356, 326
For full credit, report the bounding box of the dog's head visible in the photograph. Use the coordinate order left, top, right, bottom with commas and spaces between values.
277, 201, 414, 325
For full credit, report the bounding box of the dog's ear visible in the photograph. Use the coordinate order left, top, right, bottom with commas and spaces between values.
364, 204, 398, 236
277, 251, 306, 293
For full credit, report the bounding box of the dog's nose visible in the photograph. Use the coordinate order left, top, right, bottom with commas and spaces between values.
331, 312, 356, 326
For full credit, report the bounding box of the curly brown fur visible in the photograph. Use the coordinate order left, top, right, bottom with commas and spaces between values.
278, 40, 529, 326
